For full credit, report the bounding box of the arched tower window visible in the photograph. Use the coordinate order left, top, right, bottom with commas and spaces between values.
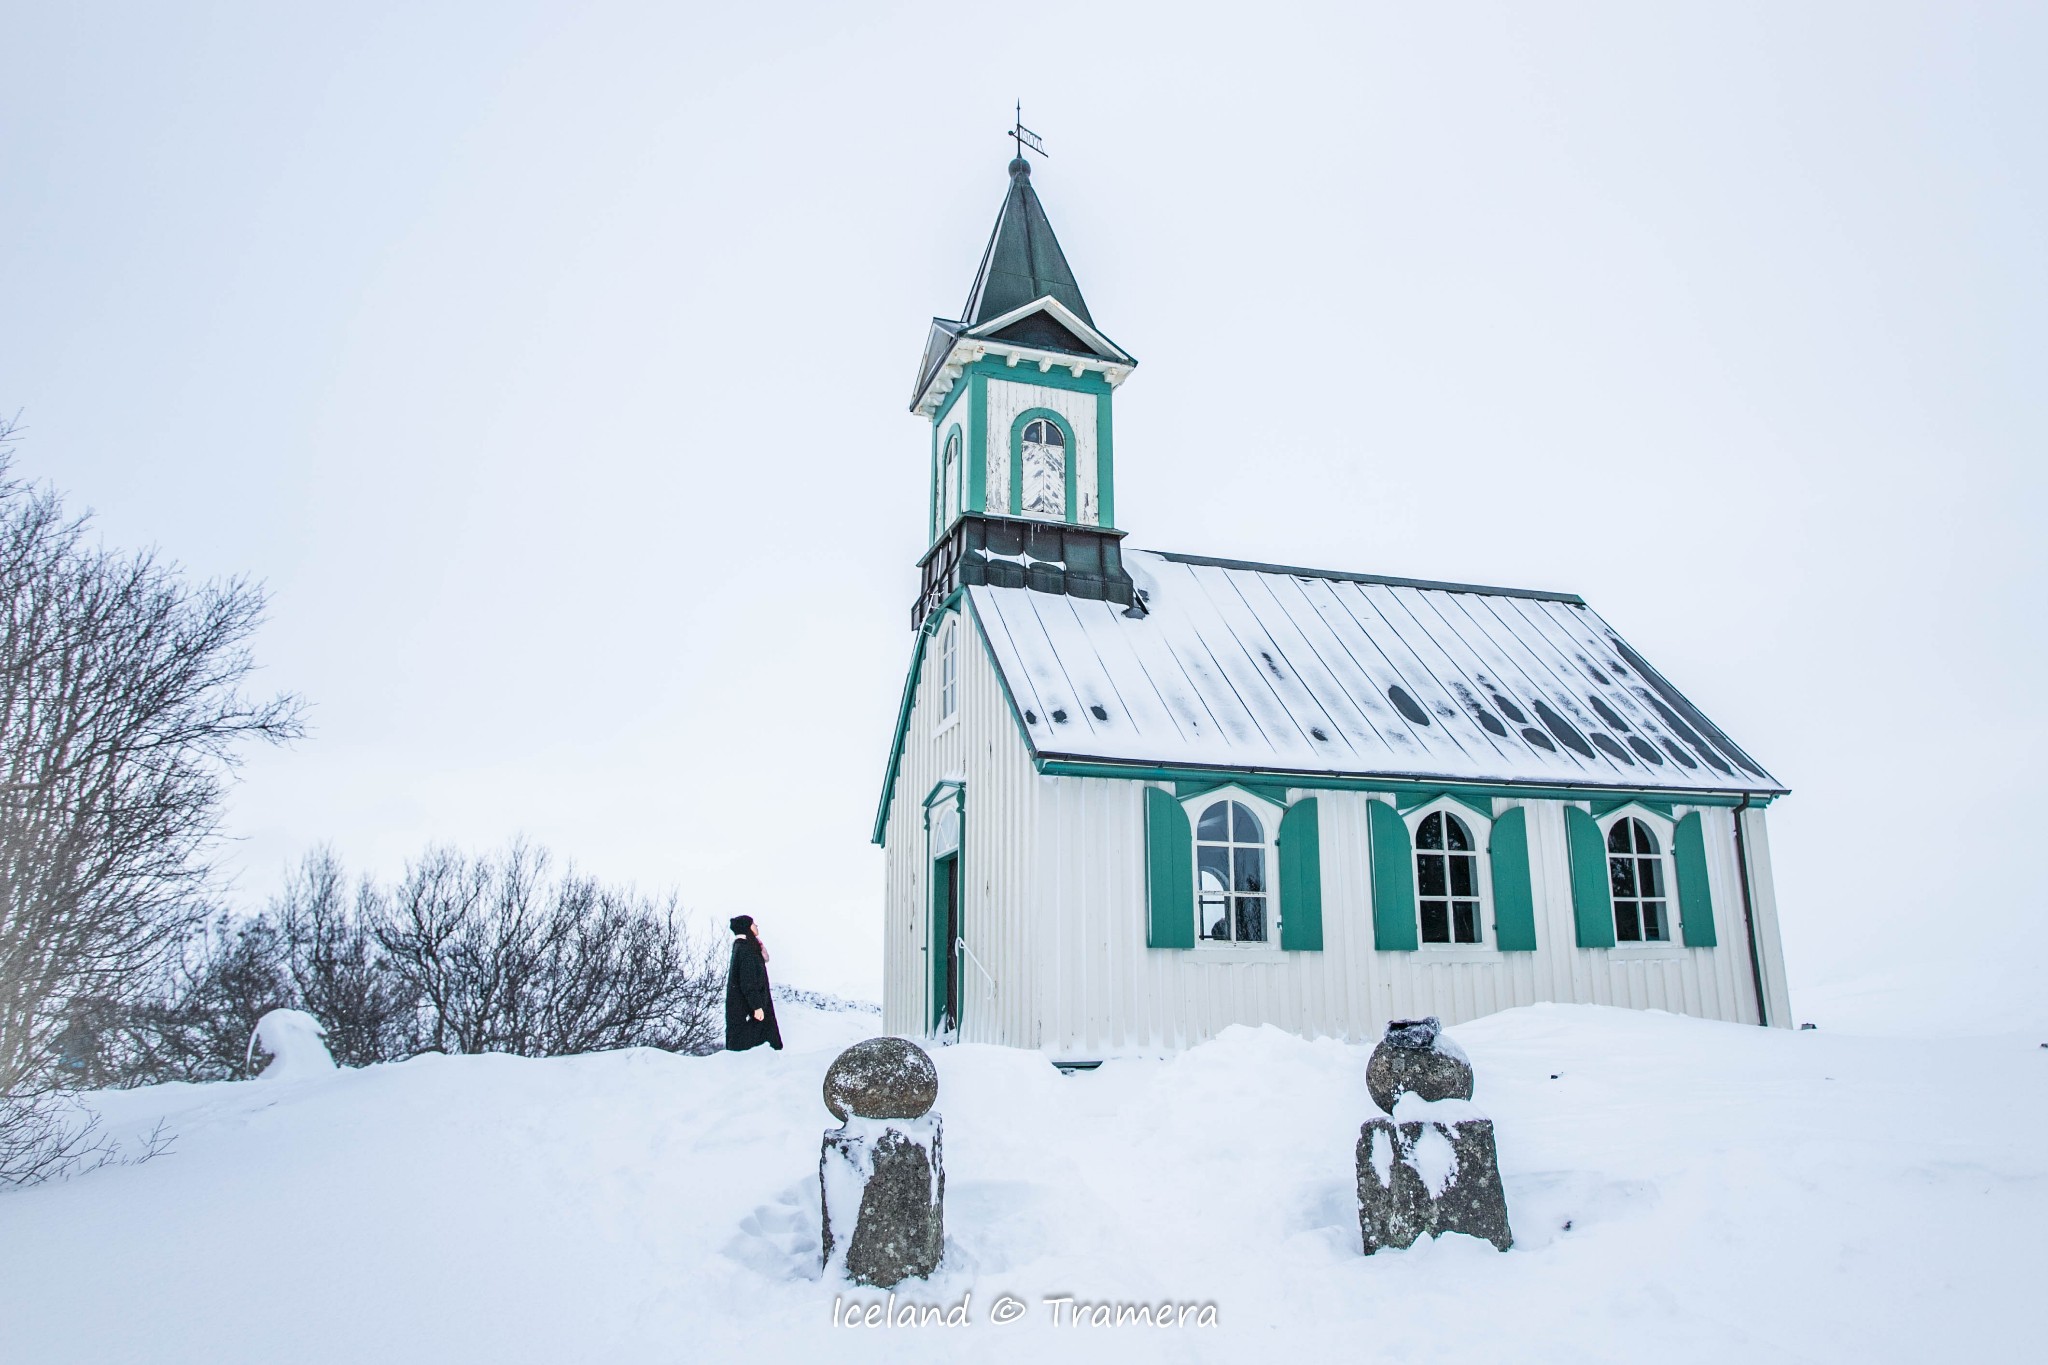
1195, 799, 1268, 943
1608, 817, 1669, 941
937, 620, 958, 723
1019, 417, 1066, 519
940, 427, 962, 528
1416, 811, 1482, 944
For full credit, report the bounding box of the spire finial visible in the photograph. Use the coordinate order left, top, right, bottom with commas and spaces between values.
1008, 101, 1046, 174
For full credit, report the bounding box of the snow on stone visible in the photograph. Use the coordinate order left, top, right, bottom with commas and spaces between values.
1, 1005, 2039, 1363
246, 1008, 336, 1080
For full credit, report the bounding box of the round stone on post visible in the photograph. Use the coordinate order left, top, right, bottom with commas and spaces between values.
823, 1036, 939, 1122
819, 1038, 945, 1287
1365, 1016, 1474, 1115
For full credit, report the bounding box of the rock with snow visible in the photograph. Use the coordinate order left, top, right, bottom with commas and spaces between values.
1356, 1101, 1512, 1253
819, 1115, 944, 1287
1366, 1015, 1474, 1114
245, 1009, 336, 1081
822, 1037, 937, 1122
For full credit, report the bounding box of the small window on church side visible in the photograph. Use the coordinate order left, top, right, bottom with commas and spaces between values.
941, 428, 962, 526
1019, 417, 1066, 519
1416, 811, 1483, 944
937, 621, 958, 724
1196, 799, 1268, 944
1608, 817, 1669, 941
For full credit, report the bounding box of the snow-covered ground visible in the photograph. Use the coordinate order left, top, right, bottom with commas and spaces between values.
2, 1002, 2039, 1363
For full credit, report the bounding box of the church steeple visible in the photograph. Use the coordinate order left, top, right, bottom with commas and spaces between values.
961, 158, 1095, 330
908, 145, 1142, 629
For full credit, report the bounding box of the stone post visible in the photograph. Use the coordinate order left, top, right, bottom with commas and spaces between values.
818, 1037, 944, 1286
1356, 1017, 1513, 1253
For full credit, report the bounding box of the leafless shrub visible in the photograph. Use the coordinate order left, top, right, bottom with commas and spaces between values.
0, 416, 300, 1181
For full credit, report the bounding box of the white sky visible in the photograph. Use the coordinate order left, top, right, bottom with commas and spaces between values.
4, 3, 2042, 1023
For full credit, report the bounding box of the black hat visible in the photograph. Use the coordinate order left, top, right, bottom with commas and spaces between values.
729, 915, 755, 935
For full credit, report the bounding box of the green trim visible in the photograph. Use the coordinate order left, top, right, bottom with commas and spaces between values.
1007, 407, 1079, 521
1673, 811, 1718, 947
1175, 779, 1291, 808
928, 419, 938, 544
1277, 797, 1323, 951
1144, 786, 1195, 949
1150, 550, 1587, 606
870, 594, 963, 846
965, 371, 988, 513
1592, 797, 1675, 820
1368, 798, 1419, 951
965, 355, 1114, 395
1565, 806, 1617, 948
1488, 806, 1538, 951
924, 782, 967, 1034
1095, 386, 1115, 529
1396, 790, 1495, 820
923, 779, 964, 810
1033, 758, 1780, 807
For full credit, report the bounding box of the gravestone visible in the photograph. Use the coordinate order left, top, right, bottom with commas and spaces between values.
1356, 1019, 1512, 1253
819, 1038, 944, 1286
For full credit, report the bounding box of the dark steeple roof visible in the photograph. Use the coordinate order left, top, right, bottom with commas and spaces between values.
961, 158, 1094, 328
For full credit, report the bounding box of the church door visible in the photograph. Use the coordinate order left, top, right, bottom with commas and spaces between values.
933, 853, 960, 1037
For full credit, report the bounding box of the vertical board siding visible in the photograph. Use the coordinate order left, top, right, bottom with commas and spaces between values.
884, 616, 1792, 1053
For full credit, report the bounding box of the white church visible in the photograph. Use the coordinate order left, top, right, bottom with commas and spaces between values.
874, 149, 1793, 1058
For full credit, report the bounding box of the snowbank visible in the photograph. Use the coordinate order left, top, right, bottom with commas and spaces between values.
0, 1002, 2039, 1363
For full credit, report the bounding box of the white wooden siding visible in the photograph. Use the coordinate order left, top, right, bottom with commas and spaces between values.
883, 611, 1792, 1053
983, 376, 1100, 525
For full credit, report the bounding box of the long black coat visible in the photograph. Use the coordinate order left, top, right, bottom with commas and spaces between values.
724, 936, 783, 1052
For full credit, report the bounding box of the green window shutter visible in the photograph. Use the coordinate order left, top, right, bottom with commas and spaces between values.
1144, 786, 1194, 949
1278, 798, 1324, 951
1673, 811, 1718, 947
1368, 799, 1419, 951
1488, 805, 1538, 951
1565, 805, 1617, 948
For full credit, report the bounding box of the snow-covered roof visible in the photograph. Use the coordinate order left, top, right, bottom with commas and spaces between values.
969, 549, 1781, 795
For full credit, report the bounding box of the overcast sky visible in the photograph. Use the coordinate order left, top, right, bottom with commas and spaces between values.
4, 3, 2042, 1024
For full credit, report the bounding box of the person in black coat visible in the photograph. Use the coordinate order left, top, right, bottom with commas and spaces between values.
724, 915, 783, 1052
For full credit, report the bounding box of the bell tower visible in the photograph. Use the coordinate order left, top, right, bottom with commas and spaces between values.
908, 142, 1142, 628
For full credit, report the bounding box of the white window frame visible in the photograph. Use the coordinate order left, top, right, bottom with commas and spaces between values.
1180, 786, 1285, 953
933, 619, 959, 734
1403, 797, 1497, 955
1597, 804, 1681, 953
940, 425, 963, 527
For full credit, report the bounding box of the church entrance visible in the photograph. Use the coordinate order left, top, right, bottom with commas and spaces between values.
932, 852, 960, 1037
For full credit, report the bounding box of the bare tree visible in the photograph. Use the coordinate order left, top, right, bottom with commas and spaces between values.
0, 417, 301, 1157
273, 849, 421, 1067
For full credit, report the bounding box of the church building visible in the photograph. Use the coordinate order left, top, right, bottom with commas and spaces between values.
874, 150, 1793, 1057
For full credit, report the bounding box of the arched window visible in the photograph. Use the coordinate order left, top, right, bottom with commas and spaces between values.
1416, 811, 1482, 944
1195, 799, 1268, 943
1608, 817, 1669, 941
940, 428, 962, 526
936, 620, 958, 723
1019, 417, 1066, 519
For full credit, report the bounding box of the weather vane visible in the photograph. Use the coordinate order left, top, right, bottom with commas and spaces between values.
1009, 101, 1046, 161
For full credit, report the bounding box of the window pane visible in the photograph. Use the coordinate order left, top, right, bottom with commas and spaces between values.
1615, 902, 1642, 941
1638, 856, 1664, 899
1231, 802, 1262, 843
1197, 802, 1229, 841
1236, 897, 1266, 942
1633, 820, 1659, 855
1609, 856, 1637, 899
1453, 900, 1480, 944
1608, 820, 1632, 853
1420, 899, 1450, 943
1444, 815, 1473, 852
1448, 853, 1476, 898
1200, 895, 1228, 941
1643, 900, 1667, 941
1197, 846, 1228, 894
1417, 812, 1443, 850
1234, 847, 1266, 894
1417, 852, 1447, 898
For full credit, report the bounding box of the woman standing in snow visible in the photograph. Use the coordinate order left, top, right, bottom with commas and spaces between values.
724, 915, 783, 1052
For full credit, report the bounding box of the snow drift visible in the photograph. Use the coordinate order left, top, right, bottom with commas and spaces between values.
0, 1002, 2039, 1363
